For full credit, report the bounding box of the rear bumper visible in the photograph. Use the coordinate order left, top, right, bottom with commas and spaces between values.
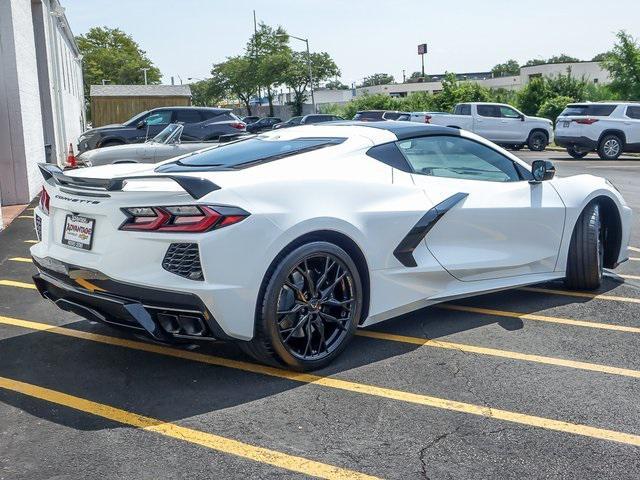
32, 255, 233, 343
554, 135, 597, 150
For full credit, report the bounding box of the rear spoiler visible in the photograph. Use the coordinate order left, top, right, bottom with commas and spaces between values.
38, 163, 220, 200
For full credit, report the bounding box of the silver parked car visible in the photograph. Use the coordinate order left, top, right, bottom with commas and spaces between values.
77, 124, 234, 167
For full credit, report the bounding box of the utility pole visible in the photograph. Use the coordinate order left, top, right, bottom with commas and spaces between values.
402, 69, 406, 83
141, 68, 150, 85
304, 38, 315, 112
253, 10, 261, 106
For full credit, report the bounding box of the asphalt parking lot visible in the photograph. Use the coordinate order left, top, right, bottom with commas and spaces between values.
1, 152, 639, 479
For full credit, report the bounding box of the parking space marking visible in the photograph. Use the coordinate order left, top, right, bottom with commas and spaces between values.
16, 216, 32, 219
618, 274, 640, 281
438, 304, 640, 334
629, 247, 640, 253
356, 330, 640, 379
0, 376, 378, 480
8, 257, 32, 263
0, 280, 36, 290
23, 240, 38, 244
2, 315, 640, 447
631, 258, 640, 262
521, 287, 640, 304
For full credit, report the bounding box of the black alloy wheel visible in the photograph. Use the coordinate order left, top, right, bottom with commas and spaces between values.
242, 241, 363, 370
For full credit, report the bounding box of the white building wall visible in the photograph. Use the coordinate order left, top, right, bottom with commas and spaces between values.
520, 61, 609, 85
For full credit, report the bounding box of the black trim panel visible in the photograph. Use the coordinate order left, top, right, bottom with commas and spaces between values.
393, 192, 468, 267
38, 163, 220, 199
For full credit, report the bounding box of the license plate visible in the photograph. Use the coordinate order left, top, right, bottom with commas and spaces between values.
62, 214, 95, 250
562, 121, 570, 128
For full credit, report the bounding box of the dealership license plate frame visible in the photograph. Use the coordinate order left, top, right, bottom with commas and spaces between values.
62, 214, 95, 251
562, 121, 570, 128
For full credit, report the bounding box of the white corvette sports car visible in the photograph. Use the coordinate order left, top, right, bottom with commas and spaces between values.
31, 122, 632, 370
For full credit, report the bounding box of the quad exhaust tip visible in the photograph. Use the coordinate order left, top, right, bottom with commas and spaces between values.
157, 312, 207, 337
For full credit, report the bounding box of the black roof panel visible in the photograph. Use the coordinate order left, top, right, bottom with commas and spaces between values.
325, 121, 462, 140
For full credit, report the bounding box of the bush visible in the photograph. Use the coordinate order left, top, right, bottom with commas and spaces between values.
517, 78, 549, 115
537, 95, 574, 122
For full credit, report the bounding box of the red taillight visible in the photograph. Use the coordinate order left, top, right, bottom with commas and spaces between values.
119, 205, 249, 233
424, 115, 432, 124
39, 187, 50, 215
574, 118, 599, 125
230, 121, 246, 130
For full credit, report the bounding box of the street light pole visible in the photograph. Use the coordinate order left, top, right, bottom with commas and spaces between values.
141, 67, 150, 85
279, 33, 315, 113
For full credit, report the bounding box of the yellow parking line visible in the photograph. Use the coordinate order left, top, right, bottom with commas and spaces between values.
17, 215, 33, 219
438, 304, 640, 334
356, 330, 640, 379
0, 376, 377, 480
521, 286, 640, 304
629, 247, 640, 253
24, 240, 38, 244
618, 274, 640, 281
630, 257, 640, 262
9, 257, 32, 263
0, 280, 36, 290
1, 315, 640, 447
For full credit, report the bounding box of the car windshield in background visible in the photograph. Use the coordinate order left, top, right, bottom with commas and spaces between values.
560, 104, 617, 117
168, 136, 345, 169
124, 110, 149, 126
152, 123, 182, 144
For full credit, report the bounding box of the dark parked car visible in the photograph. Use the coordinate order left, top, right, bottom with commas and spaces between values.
352, 110, 408, 121
246, 116, 282, 133
242, 115, 260, 124
273, 114, 342, 129
77, 107, 246, 153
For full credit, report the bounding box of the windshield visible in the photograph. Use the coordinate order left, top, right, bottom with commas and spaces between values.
161, 136, 345, 169
151, 123, 183, 144
124, 110, 149, 126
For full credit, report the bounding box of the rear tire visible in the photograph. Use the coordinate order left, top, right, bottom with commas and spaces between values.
597, 134, 623, 160
564, 202, 604, 290
567, 146, 589, 159
527, 131, 548, 151
241, 241, 363, 371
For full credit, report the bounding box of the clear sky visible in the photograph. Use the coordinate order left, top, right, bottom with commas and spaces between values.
63, 0, 640, 85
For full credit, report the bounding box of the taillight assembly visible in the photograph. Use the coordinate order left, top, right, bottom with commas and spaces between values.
230, 121, 246, 130
39, 187, 50, 215
574, 118, 599, 125
119, 205, 249, 232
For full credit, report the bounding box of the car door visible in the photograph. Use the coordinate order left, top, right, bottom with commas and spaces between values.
396, 134, 565, 281
624, 105, 640, 145
498, 105, 525, 142
473, 104, 503, 141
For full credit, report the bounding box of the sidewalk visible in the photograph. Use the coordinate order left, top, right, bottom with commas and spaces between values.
1, 204, 30, 231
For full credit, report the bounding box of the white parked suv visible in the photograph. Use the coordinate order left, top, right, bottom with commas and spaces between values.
408, 103, 554, 151
555, 102, 640, 160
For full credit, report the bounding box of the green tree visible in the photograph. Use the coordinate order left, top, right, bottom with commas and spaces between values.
491, 59, 520, 77
524, 58, 546, 67
325, 79, 349, 90
283, 51, 340, 115
211, 56, 258, 114
592, 52, 611, 62
516, 77, 550, 115
547, 54, 581, 64
546, 70, 588, 100
246, 23, 291, 115
361, 73, 395, 87
537, 95, 574, 122
189, 79, 226, 107
432, 73, 491, 112
602, 31, 640, 100
76, 27, 161, 119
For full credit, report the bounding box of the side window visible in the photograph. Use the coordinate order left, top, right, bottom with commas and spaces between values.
626, 106, 640, 119
454, 104, 471, 115
146, 110, 172, 126
396, 135, 521, 182
499, 106, 521, 118
174, 109, 202, 123
477, 105, 500, 118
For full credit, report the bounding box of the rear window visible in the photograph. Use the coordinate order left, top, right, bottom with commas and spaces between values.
560, 104, 617, 117
160, 137, 345, 169
201, 110, 238, 121
477, 105, 501, 117
626, 106, 640, 119
354, 111, 383, 120
382, 112, 404, 120
454, 104, 471, 115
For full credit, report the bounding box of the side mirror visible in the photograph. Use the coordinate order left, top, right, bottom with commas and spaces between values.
136, 120, 146, 129
519, 114, 525, 121
530, 160, 555, 183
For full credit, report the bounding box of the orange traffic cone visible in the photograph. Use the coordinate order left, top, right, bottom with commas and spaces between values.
66, 143, 77, 168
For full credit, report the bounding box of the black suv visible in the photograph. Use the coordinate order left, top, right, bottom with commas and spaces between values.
246, 117, 282, 133
273, 114, 342, 129
78, 107, 246, 153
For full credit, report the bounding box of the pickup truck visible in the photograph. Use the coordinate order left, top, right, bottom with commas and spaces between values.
408, 102, 554, 151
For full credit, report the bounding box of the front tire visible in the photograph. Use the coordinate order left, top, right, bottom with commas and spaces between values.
597, 134, 623, 160
567, 146, 589, 159
241, 241, 363, 371
527, 131, 548, 151
565, 203, 604, 290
